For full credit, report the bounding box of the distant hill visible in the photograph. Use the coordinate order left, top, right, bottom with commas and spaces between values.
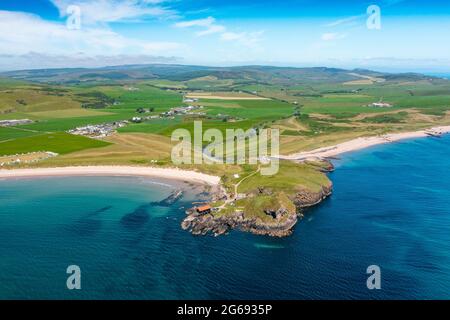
0, 64, 440, 85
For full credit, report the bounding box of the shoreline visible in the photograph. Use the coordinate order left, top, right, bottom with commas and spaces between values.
281, 125, 450, 160
0, 166, 221, 186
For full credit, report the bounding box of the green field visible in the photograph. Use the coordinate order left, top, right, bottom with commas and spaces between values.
0, 127, 41, 142
119, 98, 296, 137
237, 160, 331, 194
0, 132, 110, 156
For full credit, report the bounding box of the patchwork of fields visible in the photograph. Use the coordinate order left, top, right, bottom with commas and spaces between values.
1, 66, 450, 165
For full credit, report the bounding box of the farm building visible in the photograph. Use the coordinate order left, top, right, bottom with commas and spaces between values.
196, 205, 212, 214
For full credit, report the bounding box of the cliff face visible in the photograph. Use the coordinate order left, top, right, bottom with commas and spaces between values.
182, 183, 333, 237
293, 184, 333, 209
182, 208, 298, 237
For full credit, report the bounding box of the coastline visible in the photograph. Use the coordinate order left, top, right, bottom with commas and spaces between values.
2, 125, 449, 238
0, 166, 221, 186
281, 125, 450, 160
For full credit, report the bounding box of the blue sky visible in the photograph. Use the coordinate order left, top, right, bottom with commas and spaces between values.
0, 0, 449, 71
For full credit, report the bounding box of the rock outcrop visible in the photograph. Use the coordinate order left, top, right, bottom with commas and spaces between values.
293, 184, 333, 209
181, 184, 333, 238
181, 209, 298, 237
304, 159, 335, 173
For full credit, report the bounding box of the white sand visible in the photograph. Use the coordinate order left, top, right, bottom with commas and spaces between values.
282, 125, 450, 160
0, 166, 221, 185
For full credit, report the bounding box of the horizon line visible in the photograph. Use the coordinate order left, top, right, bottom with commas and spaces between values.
1, 62, 449, 76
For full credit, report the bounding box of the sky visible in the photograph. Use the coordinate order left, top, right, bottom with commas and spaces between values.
0, 0, 449, 72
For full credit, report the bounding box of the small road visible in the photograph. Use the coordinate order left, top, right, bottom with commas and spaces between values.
218, 166, 260, 210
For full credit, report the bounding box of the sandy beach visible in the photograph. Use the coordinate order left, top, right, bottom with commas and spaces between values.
0, 166, 221, 185
282, 125, 450, 160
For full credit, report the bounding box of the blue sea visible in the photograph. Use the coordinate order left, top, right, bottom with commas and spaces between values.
427, 73, 450, 79
1, 135, 450, 299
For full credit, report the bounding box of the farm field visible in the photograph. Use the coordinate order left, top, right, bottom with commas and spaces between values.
1, 64, 450, 171
0, 132, 110, 156
0, 126, 41, 142
185, 91, 268, 100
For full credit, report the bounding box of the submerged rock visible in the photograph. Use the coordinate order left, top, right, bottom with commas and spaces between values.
67, 205, 112, 236
85, 205, 113, 217
68, 218, 102, 236
151, 189, 183, 207
120, 204, 150, 229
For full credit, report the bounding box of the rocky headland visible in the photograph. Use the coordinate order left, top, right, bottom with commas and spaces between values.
182, 182, 333, 238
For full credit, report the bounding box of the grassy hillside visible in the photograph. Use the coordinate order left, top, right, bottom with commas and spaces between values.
2, 64, 435, 86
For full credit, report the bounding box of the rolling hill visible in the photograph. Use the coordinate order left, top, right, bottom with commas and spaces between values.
1, 64, 439, 86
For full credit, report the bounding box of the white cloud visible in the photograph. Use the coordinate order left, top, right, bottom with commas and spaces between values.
220, 31, 264, 48
0, 10, 181, 57
50, 0, 177, 24
174, 16, 226, 36
175, 16, 215, 28
321, 32, 347, 41
220, 32, 243, 41
0, 52, 181, 71
174, 16, 264, 49
197, 24, 226, 36
325, 15, 361, 27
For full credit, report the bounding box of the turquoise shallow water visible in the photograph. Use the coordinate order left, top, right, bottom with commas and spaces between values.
1, 135, 450, 299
